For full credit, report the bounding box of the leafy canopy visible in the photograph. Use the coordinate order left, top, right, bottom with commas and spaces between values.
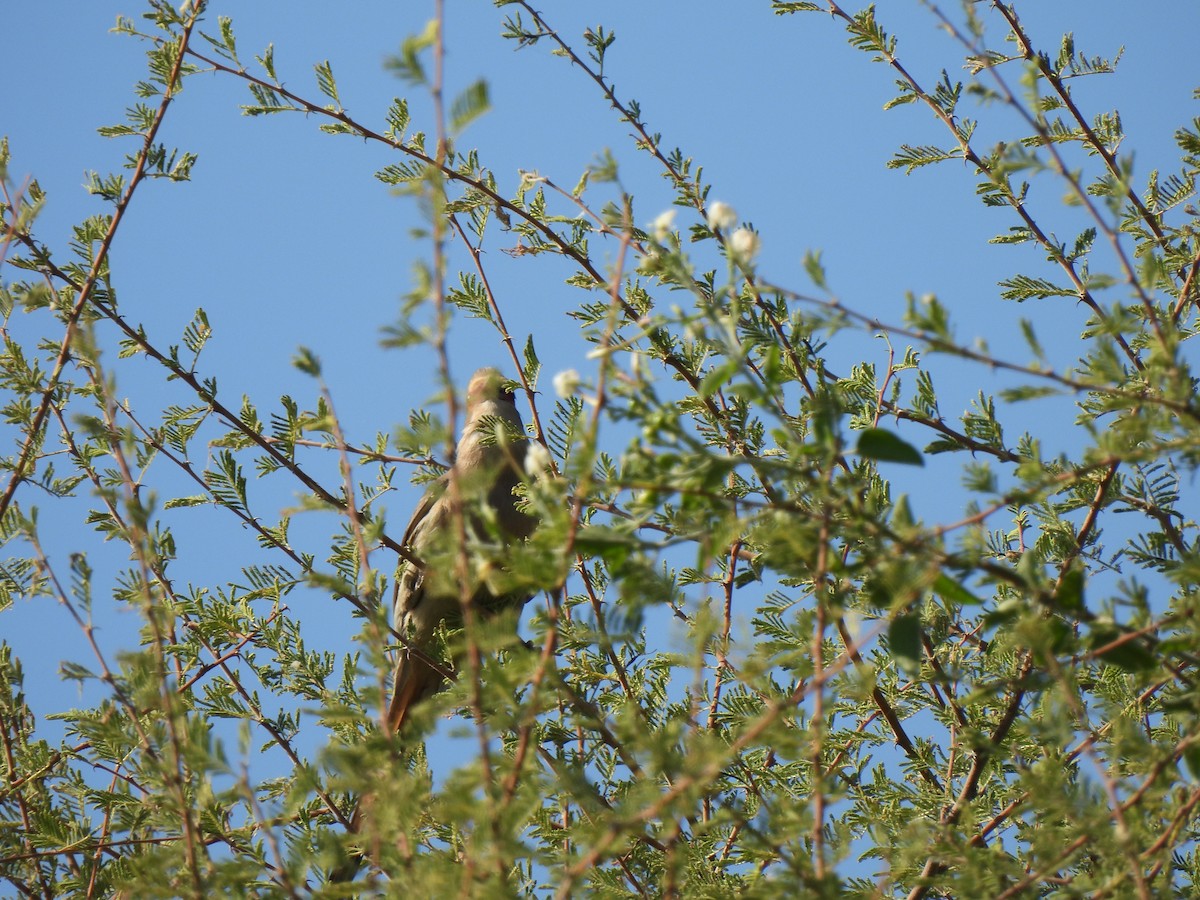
2, 1, 1199, 897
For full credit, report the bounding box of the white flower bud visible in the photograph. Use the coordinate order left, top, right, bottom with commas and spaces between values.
524, 441, 552, 477
553, 368, 580, 399
652, 209, 677, 241
730, 227, 761, 261
706, 201, 737, 231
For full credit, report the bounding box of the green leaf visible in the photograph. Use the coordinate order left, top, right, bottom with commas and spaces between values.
574, 527, 632, 565
803, 249, 826, 290
990, 226, 1034, 245
998, 275, 1077, 302
181, 308, 211, 356
883, 85, 919, 110
889, 612, 922, 675
572, 169, 590, 198
385, 97, 410, 141
218, 16, 238, 62
292, 347, 321, 377
257, 43, 277, 80
314, 60, 341, 108
934, 574, 981, 606
699, 359, 739, 398
891, 494, 916, 529
242, 82, 292, 115
386, 20, 438, 86
904, 292, 953, 341
772, 1, 822, 11
164, 495, 210, 509
449, 79, 490, 133
1054, 567, 1085, 613
1183, 745, 1200, 783
857, 428, 924, 466
998, 385, 1059, 402
60, 661, 97, 683
888, 144, 958, 173
522, 335, 541, 387
1087, 625, 1157, 673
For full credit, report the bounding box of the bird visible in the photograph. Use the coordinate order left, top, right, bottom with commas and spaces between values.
385, 366, 538, 734
330, 368, 536, 883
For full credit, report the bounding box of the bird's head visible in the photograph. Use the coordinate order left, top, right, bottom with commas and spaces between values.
466, 367, 517, 411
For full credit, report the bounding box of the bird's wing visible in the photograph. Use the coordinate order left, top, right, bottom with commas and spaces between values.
387, 481, 455, 734
388, 473, 441, 640
399, 471, 448, 550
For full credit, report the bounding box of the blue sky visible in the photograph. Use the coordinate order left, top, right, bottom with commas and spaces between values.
3, 0, 1197, 872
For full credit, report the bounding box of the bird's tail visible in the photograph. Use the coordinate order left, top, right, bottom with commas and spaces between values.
386, 647, 446, 734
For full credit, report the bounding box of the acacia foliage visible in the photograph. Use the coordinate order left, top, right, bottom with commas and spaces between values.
2, 1, 1199, 896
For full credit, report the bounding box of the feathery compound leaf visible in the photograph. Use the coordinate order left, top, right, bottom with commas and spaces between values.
803, 249, 827, 290
243, 83, 292, 116
449, 79, 490, 133
1054, 32, 1121, 77
446, 273, 491, 320
990, 226, 1035, 245
1145, 168, 1196, 212
386, 19, 438, 86
385, 97, 410, 141
546, 396, 584, 464
292, 347, 321, 377
205, 451, 249, 514
998, 275, 1078, 302
522, 335, 541, 387
181, 308, 211, 356
887, 144, 959, 173
847, 6, 896, 59
164, 495, 210, 509
218, 16, 238, 63
257, 43, 277, 80
314, 60, 341, 108
884, 80, 919, 110
375, 160, 426, 185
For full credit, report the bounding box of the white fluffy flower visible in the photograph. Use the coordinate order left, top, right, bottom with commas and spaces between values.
553, 368, 580, 399
706, 201, 737, 231
729, 227, 761, 261
523, 441, 553, 477
651, 209, 677, 241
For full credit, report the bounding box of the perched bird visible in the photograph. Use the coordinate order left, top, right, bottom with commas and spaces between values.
331, 368, 536, 883
385, 366, 538, 733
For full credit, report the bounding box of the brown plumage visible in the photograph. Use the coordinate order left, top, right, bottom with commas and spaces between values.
331, 368, 535, 883
385, 366, 537, 732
